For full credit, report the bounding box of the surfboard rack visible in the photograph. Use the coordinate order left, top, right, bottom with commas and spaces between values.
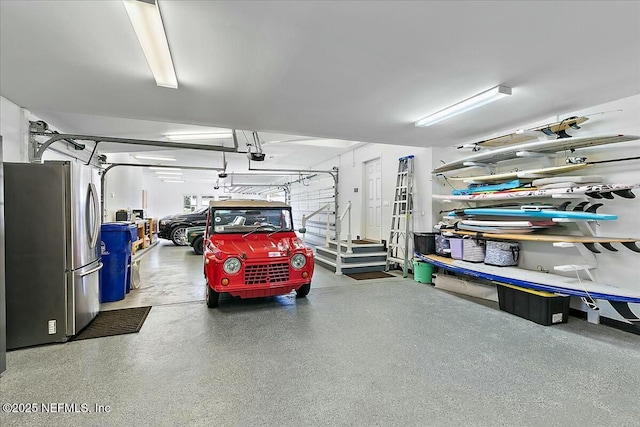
554, 264, 597, 282
514, 151, 554, 167
461, 161, 495, 173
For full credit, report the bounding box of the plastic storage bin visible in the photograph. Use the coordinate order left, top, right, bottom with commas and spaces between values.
413, 232, 437, 255
100, 223, 135, 303
497, 283, 570, 326
413, 260, 434, 284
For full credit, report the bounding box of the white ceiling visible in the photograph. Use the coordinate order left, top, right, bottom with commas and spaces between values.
2, 1, 640, 153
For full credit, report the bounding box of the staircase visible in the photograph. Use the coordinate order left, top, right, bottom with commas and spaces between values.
314, 240, 387, 274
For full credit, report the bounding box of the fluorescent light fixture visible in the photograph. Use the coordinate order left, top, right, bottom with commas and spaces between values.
134, 155, 176, 161
154, 171, 182, 175
415, 85, 512, 127
165, 132, 233, 140
123, 0, 178, 89
148, 167, 181, 171
162, 179, 185, 183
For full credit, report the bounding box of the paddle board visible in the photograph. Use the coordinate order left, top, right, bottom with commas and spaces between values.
461, 219, 556, 227
532, 176, 602, 186
447, 208, 617, 221
445, 230, 640, 253
451, 164, 591, 184
455, 116, 589, 150
457, 224, 540, 233
433, 183, 639, 201
420, 254, 640, 303
452, 180, 521, 195
434, 134, 640, 174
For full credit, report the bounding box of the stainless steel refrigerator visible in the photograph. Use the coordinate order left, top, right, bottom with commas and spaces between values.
1, 136, 6, 371
4, 161, 102, 349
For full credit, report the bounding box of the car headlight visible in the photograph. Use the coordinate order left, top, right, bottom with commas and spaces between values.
223, 257, 242, 275
160, 220, 170, 225
291, 254, 307, 270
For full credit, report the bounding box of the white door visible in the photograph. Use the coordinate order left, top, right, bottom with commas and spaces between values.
364, 158, 382, 241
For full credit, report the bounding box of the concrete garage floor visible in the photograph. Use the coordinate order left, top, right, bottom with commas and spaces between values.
1, 242, 639, 426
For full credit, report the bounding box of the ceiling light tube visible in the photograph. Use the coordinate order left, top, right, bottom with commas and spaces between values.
134, 155, 176, 161
415, 85, 512, 127
148, 167, 181, 171
123, 0, 178, 89
165, 132, 233, 140
162, 180, 185, 183
154, 171, 183, 175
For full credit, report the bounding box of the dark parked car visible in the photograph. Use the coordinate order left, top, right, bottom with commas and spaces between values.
158, 207, 209, 246
159, 208, 267, 246
187, 226, 206, 255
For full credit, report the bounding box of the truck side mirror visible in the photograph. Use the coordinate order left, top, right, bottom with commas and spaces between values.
298, 227, 306, 234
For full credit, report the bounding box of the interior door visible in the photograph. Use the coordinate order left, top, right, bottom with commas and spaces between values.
364, 158, 382, 241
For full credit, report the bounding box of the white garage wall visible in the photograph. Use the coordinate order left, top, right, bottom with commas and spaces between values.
289, 143, 435, 248
102, 154, 144, 221
1, 96, 30, 162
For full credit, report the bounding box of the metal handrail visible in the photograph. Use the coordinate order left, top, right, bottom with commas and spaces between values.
338, 201, 353, 254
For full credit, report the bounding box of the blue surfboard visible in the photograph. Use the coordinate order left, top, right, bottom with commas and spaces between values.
448, 208, 617, 221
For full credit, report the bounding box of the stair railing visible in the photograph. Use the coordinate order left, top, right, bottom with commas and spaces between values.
338, 201, 353, 254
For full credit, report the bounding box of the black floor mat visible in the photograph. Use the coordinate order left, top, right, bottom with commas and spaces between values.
71, 306, 152, 341
346, 271, 395, 280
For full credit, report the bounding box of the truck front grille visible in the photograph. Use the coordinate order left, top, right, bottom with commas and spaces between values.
244, 263, 290, 285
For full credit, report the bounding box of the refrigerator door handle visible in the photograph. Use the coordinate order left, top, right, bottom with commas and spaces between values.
79, 262, 103, 277
88, 182, 100, 249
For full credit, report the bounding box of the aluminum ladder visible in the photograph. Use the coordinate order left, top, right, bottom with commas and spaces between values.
386, 155, 414, 277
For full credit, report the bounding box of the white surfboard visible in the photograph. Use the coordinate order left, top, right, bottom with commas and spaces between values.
461, 219, 555, 227
451, 163, 591, 184
532, 176, 602, 186
433, 134, 639, 174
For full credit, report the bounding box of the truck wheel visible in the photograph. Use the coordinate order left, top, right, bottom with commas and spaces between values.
295, 283, 311, 298
170, 225, 188, 246
206, 282, 219, 308
193, 236, 204, 255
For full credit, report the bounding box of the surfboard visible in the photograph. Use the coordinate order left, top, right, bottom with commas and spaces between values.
450, 164, 591, 184
532, 176, 602, 186
461, 219, 556, 227
457, 224, 542, 233
447, 208, 617, 221
446, 230, 640, 253
433, 183, 639, 201
452, 180, 521, 195
419, 254, 640, 303
434, 134, 640, 174
455, 116, 589, 150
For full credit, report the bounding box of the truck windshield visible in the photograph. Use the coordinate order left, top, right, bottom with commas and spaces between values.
209, 208, 293, 235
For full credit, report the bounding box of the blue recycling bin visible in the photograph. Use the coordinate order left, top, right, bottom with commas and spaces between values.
100, 223, 135, 303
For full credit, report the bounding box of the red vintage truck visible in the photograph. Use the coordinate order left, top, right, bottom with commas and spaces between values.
203, 200, 314, 308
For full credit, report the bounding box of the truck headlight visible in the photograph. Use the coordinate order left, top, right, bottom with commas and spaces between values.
291, 254, 307, 270
223, 257, 242, 275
